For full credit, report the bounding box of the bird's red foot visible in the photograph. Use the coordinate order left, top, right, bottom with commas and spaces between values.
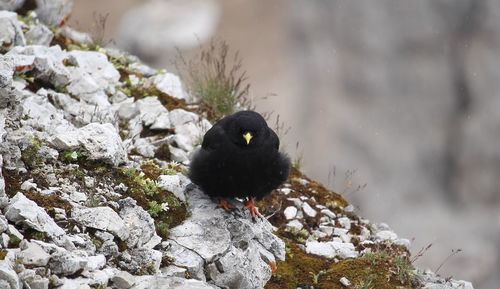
268, 261, 277, 273
217, 198, 235, 211
244, 197, 263, 220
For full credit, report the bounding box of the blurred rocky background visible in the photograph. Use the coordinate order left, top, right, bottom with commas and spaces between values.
68, 0, 499, 288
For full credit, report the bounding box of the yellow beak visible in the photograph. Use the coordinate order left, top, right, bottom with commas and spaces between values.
243, 132, 253, 145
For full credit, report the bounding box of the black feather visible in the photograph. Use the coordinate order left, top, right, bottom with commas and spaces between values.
189, 110, 290, 200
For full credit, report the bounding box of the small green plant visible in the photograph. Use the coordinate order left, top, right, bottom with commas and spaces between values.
122, 167, 138, 178
91, 237, 103, 250
29, 231, 48, 241
119, 165, 188, 240
177, 39, 251, 121
21, 136, 43, 169
357, 275, 375, 289
60, 150, 85, 163
156, 221, 170, 239
8, 234, 22, 248
143, 179, 159, 196
310, 270, 326, 284
147, 201, 163, 218
161, 162, 185, 175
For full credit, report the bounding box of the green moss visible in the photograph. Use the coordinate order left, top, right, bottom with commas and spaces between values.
266, 242, 415, 289
27, 230, 48, 242
24, 190, 72, 215
156, 221, 170, 239
8, 234, 22, 248
91, 237, 103, 250
0, 249, 7, 260
21, 136, 44, 169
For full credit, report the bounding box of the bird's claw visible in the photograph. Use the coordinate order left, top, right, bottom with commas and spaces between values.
217, 198, 235, 211
244, 198, 263, 220
268, 261, 277, 274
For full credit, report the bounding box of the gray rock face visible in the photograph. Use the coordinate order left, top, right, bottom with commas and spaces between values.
0, 249, 21, 289
118, 198, 159, 248
7, 45, 71, 87
48, 251, 88, 276
112, 271, 136, 289
166, 241, 205, 280
34, 0, 73, 27
71, 206, 129, 240
0, 155, 5, 199
5, 192, 66, 238
420, 271, 474, 289
152, 73, 187, 100
25, 24, 54, 46
51, 123, 127, 166
157, 174, 188, 202
118, 248, 162, 275
0, 11, 26, 53
65, 50, 118, 106
168, 188, 285, 289
131, 276, 216, 289
18, 241, 51, 266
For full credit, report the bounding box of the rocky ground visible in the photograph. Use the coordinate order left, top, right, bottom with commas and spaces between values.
0, 5, 474, 289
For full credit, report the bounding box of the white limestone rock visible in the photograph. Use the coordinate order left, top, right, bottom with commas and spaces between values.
25, 24, 54, 46
135, 97, 169, 127
157, 174, 187, 202
17, 241, 51, 267
207, 243, 271, 289
0, 11, 26, 53
283, 206, 298, 220
48, 250, 94, 276
165, 241, 205, 281
0, 249, 21, 289
340, 277, 351, 287
375, 230, 398, 242
5, 192, 65, 238
302, 202, 317, 218
130, 276, 215, 289
169, 109, 199, 127
57, 277, 91, 289
152, 73, 187, 100
34, 0, 73, 27
72, 206, 130, 240
51, 123, 127, 166
7, 45, 70, 87
286, 219, 303, 231
112, 270, 136, 289
118, 248, 162, 275
305, 240, 358, 259
118, 198, 159, 248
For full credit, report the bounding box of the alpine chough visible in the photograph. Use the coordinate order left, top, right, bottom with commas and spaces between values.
189, 110, 290, 219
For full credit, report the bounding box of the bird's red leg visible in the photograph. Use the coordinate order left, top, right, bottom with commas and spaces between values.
217, 198, 235, 211
244, 197, 263, 219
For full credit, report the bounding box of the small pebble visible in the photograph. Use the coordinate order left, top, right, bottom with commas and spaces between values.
340, 277, 351, 286
302, 202, 317, 218
283, 206, 298, 220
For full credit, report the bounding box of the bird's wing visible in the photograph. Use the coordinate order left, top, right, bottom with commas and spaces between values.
269, 129, 280, 150
202, 124, 226, 150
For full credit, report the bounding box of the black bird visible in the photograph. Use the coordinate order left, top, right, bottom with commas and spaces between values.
189, 110, 290, 219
